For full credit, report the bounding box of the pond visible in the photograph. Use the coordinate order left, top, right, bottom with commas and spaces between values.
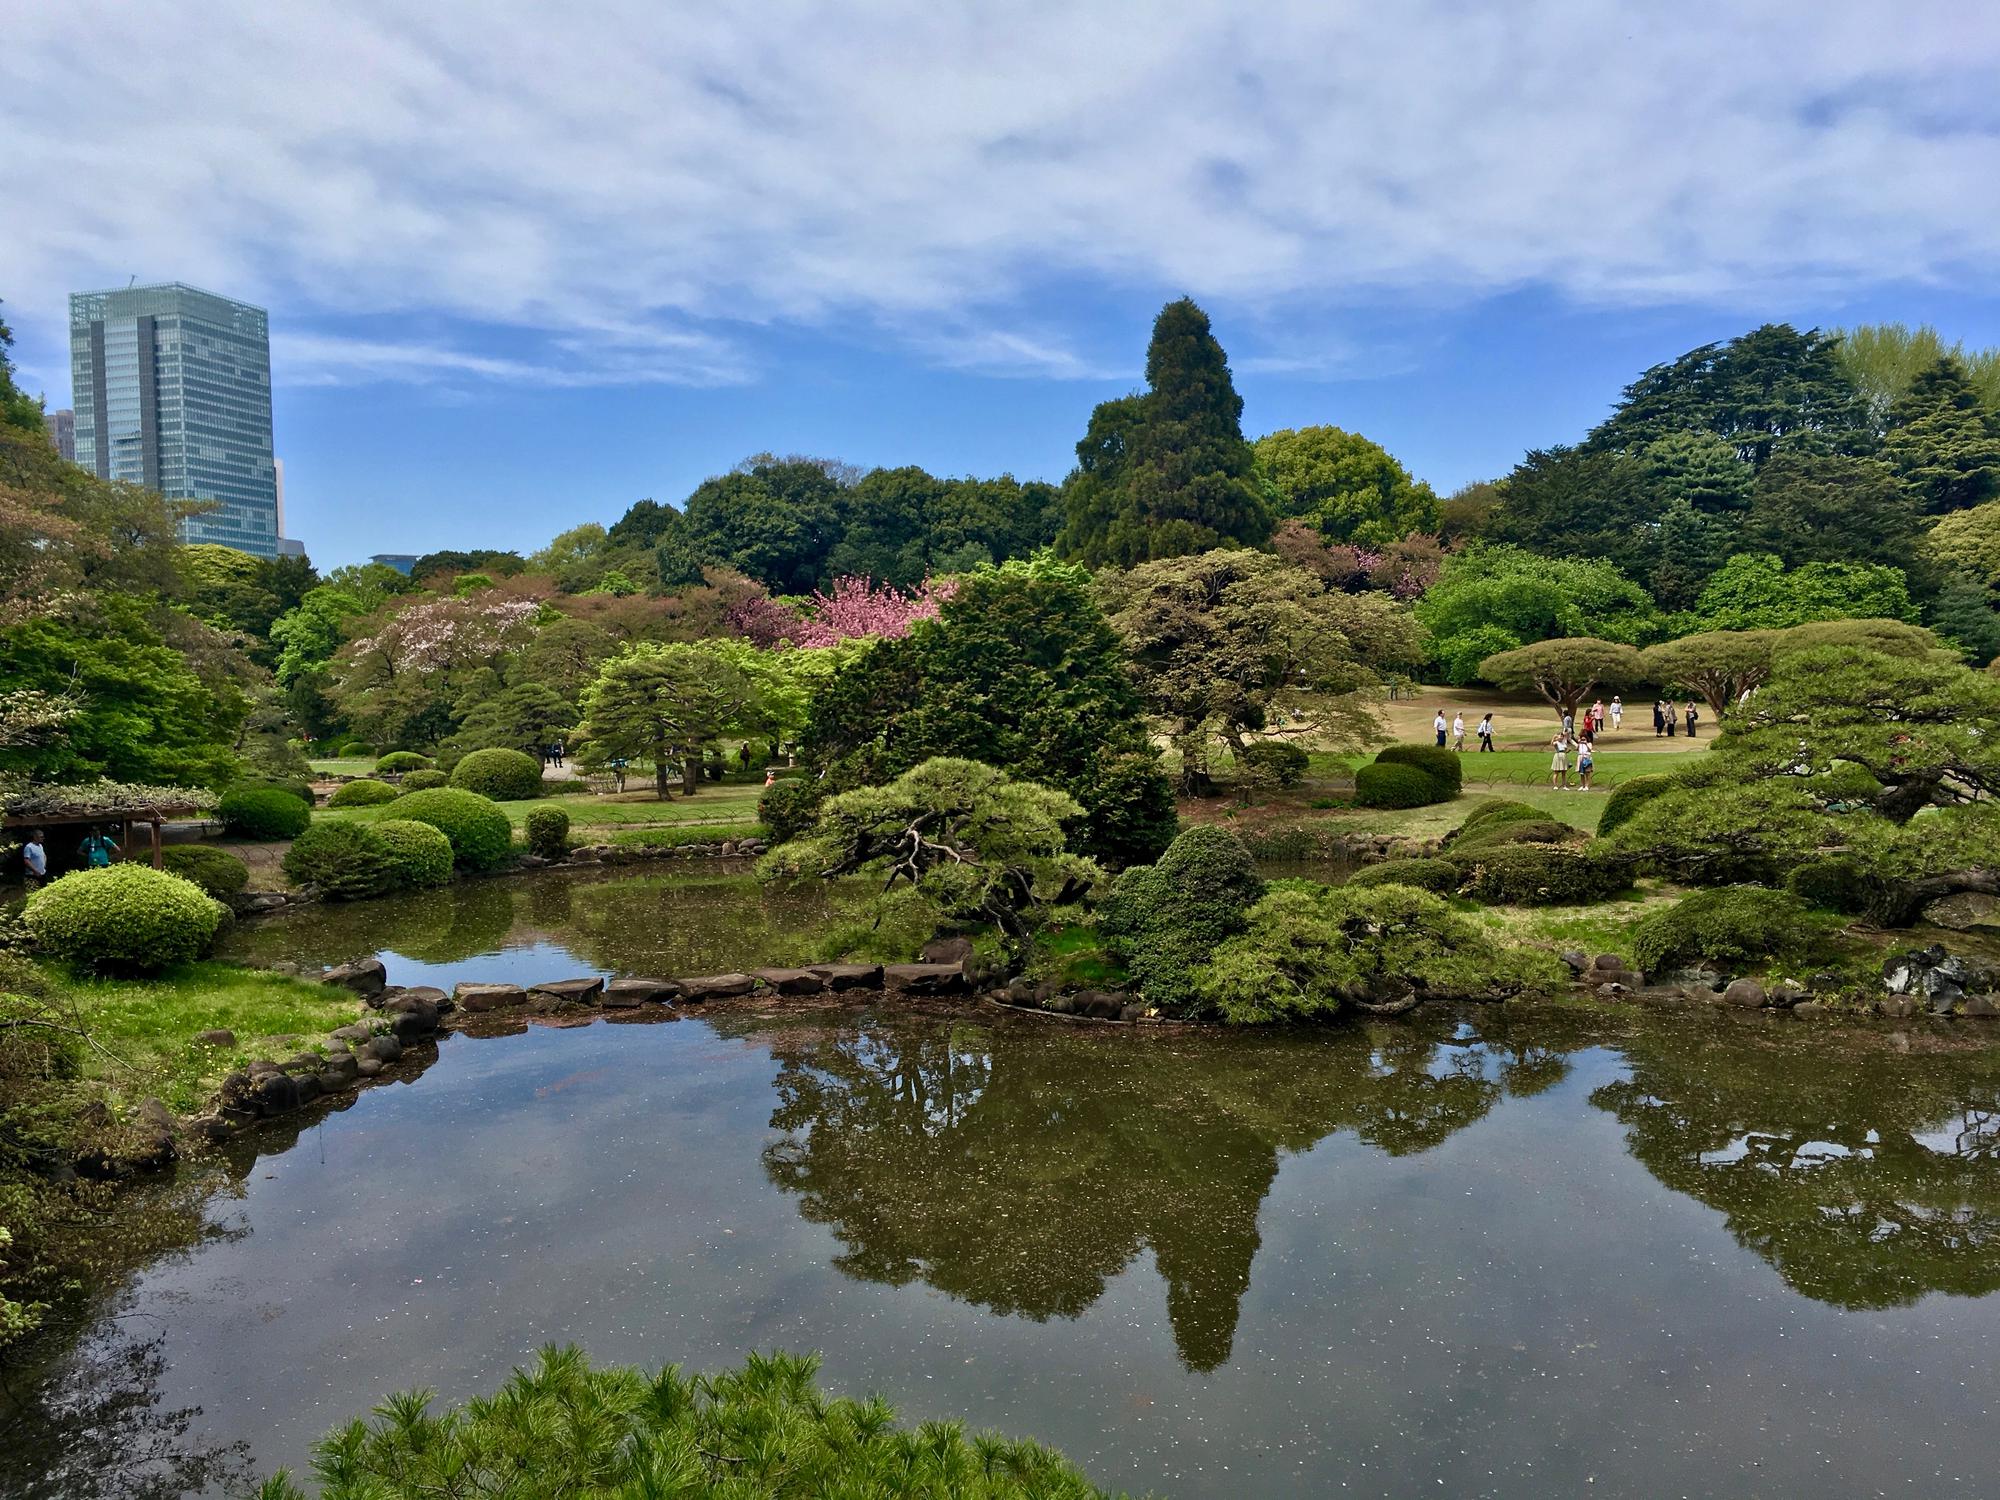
5, 869, 2000, 1498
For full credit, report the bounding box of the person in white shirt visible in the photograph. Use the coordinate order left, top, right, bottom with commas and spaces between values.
1434, 709, 1448, 748
22, 829, 47, 891
1451, 712, 1465, 752
1610, 695, 1623, 731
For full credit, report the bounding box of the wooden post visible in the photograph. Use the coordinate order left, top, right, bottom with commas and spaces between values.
149, 818, 162, 869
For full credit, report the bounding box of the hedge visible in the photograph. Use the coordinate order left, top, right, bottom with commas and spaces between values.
1344, 857, 1462, 894
759, 778, 824, 845
1374, 742, 1464, 797
524, 806, 571, 860
1451, 845, 1635, 905
1632, 886, 1817, 974
398, 769, 449, 792
1457, 798, 1543, 835
283, 822, 398, 901
1354, 761, 1448, 809
337, 741, 373, 757
218, 785, 312, 840
25, 865, 223, 975
449, 747, 544, 801
374, 751, 434, 774
391, 788, 514, 870
326, 778, 401, 808
237, 775, 316, 808
374, 818, 455, 889
159, 845, 250, 899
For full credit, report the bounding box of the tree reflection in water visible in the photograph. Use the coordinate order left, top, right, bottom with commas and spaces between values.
744, 1013, 1561, 1370
1592, 1024, 2000, 1308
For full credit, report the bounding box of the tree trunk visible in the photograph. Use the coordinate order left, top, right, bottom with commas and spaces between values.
682, 750, 699, 796
653, 732, 673, 800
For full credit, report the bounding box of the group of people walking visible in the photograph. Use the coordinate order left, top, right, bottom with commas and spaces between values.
1425, 689, 1710, 791
1651, 699, 1701, 738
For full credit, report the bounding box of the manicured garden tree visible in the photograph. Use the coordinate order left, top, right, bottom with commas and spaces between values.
373, 818, 455, 889
1605, 640, 2000, 910
326, 777, 400, 808
1096, 824, 1264, 1015
1099, 548, 1394, 790
1057, 298, 1272, 567
1478, 638, 1646, 724
446, 681, 576, 760
759, 757, 1097, 944
390, 787, 515, 871
448, 747, 544, 801
282, 822, 398, 901
1639, 629, 1778, 719
575, 643, 757, 798
218, 785, 312, 840
800, 558, 1177, 867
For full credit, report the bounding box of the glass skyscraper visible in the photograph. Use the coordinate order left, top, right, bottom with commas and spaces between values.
68, 283, 279, 557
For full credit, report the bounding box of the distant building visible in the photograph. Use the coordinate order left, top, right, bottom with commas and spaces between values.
276, 537, 307, 558
68, 282, 279, 558
370, 553, 421, 575
272, 456, 306, 558
44, 407, 75, 462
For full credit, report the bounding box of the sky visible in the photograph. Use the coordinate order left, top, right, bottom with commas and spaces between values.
4, 0, 2000, 567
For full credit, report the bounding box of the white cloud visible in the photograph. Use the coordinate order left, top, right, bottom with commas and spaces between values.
2, 0, 1996, 389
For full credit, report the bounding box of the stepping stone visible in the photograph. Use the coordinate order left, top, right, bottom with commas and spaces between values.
678, 973, 757, 1001
454, 982, 526, 1013
602, 977, 680, 1006
529, 977, 604, 1005
752, 968, 824, 995
807, 964, 883, 991
883, 963, 970, 995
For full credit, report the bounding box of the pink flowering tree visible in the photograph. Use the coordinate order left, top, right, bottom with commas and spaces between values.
792, 576, 958, 647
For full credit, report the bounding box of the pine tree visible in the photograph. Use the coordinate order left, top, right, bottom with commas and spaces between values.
1881, 355, 2000, 514
1058, 299, 1271, 567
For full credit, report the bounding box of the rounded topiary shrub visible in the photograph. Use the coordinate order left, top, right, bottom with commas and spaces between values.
398, 768, 449, 792
159, 845, 250, 900
1345, 857, 1462, 894
524, 805, 571, 860
391, 787, 514, 870
374, 751, 434, 774
759, 778, 825, 845
282, 822, 398, 901
1451, 818, 1583, 854
218, 785, 312, 840
238, 775, 317, 808
1452, 845, 1635, 905
449, 747, 544, 801
1457, 799, 1543, 835
25, 865, 223, 975
1098, 824, 1266, 1015
1354, 761, 1447, 810
338, 740, 373, 757
1374, 742, 1464, 797
1239, 740, 1310, 788
373, 818, 455, 889
1596, 773, 1678, 840
1632, 886, 1817, 974
326, 778, 401, 808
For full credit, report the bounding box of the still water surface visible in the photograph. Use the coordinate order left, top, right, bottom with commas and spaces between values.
8, 870, 2000, 1497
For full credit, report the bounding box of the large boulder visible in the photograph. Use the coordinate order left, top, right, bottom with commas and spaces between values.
752, 968, 824, 996
323, 957, 387, 998
807, 964, 883, 992
677, 973, 757, 1001
1723, 978, 1767, 1009
454, 982, 526, 1013
919, 936, 974, 966
528, 977, 605, 1006
1921, 892, 2000, 932
883, 963, 970, 995
603, 977, 680, 1006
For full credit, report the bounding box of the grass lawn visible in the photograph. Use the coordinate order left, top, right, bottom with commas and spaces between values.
308, 757, 376, 777
43, 960, 363, 1112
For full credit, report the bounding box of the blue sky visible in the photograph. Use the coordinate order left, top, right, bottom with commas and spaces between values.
5, 1, 1999, 566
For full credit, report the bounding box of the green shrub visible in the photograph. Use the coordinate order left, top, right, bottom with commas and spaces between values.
449, 747, 544, 801
1632, 886, 1818, 974
326, 778, 400, 808
282, 822, 398, 901
1354, 761, 1448, 809
1195, 882, 1563, 1022
337, 740, 372, 757
392, 788, 514, 870
159, 845, 249, 899
1074, 751, 1179, 869
1097, 824, 1265, 1015
237, 775, 317, 807
1238, 740, 1310, 787
1452, 845, 1635, 905
524, 806, 571, 860
1782, 855, 1915, 922
374, 751, 434, 774
1450, 817, 1583, 854
252, 1346, 1111, 1500
24, 866, 223, 975
759, 778, 825, 845
373, 818, 455, 889
1596, 773, 1678, 839
398, 768, 449, 792
1457, 798, 1542, 834
1375, 742, 1464, 797
218, 785, 312, 840
1345, 857, 1462, 894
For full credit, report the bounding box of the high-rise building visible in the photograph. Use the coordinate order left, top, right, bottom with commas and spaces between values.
43, 407, 74, 462
68, 282, 279, 557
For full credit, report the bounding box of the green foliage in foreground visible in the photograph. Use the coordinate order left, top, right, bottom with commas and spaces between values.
284, 821, 399, 901
159, 844, 250, 899
1631, 886, 1821, 975
1343, 857, 1461, 894
1097, 825, 1265, 1016
256, 1345, 1117, 1500
24, 866, 223, 975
